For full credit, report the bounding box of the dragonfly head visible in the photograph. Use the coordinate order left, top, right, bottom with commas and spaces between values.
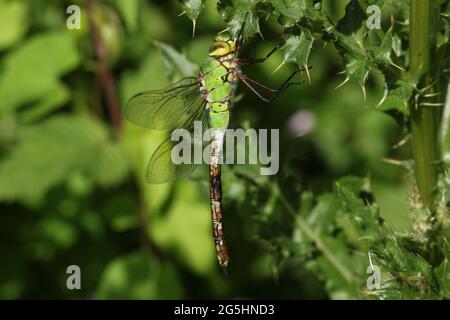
209, 33, 238, 57
209, 13, 248, 57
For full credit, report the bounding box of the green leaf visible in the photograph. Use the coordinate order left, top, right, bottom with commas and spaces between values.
434, 241, 450, 298
0, 115, 128, 204
336, 178, 367, 215
309, 235, 360, 299
373, 28, 393, 64
38, 217, 78, 250
153, 41, 198, 79
217, 0, 263, 38
346, 55, 371, 87
18, 83, 70, 123
388, 71, 421, 101
271, 0, 313, 27
335, 30, 371, 88
435, 257, 450, 298
280, 30, 314, 66
0, 0, 28, 51
335, 176, 385, 243
436, 10, 450, 49
0, 31, 79, 113
306, 193, 339, 235
96, 250, 183, 299
177, 0, 205, 33
149, 180, 215, 274
376, 67, 422, 113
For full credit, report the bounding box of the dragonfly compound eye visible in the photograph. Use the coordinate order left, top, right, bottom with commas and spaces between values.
209, 41, 232, 57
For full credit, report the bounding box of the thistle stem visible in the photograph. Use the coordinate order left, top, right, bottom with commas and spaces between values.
409, 0, 440, 210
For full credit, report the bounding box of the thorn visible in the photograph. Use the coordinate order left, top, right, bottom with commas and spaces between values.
376, 85, 388, 109
423, 92, 441, 98
337, 70, 346, 75
392, 135, 409, 150
419, 80, 438, 93
389, 60, 405, 71
258, 31, 265, 40
220, 264, 229, 278
178, 11, 186, 17
420, 102, 444, 107
334, 77, 349, 90
192, 19, 196, 37
272, 61, 285, 74
381, 158, 404, 166
362, 85, 367, 103
376, 94, 387, 109
305, 64, 311, 85
218, 27, 230, 34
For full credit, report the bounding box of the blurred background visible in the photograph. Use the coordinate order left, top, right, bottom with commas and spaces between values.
0, 0, 412, 299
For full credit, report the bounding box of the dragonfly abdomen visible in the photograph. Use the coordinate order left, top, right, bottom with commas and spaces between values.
209, 129, 229, 272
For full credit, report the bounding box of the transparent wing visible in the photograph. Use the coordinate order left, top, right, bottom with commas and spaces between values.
146, 109, 210, 183
125, 77, 203, 130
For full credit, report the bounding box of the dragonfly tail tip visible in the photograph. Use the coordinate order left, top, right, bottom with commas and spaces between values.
220, 263, 229, 278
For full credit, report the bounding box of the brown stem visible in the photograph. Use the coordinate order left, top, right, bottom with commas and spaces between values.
85, 0, 122, 134
137, 193, 165, 262
130, 174, 164, 261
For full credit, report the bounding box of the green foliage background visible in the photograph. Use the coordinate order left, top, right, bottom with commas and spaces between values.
0, 0, 448, 299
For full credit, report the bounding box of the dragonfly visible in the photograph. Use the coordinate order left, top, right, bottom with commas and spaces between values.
125, 23, 304, 274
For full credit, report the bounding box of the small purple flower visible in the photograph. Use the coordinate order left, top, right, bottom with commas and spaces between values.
288, 110, 316, 137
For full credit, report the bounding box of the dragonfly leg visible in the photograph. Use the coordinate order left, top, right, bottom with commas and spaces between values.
237, 46, 278, 65
265, 67, 308, 103
238, 66, 310, 103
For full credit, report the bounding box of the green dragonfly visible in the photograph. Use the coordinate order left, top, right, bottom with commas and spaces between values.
125, 25, 303, 274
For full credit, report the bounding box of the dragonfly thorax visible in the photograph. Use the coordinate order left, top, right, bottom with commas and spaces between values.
200, 54, 239, 130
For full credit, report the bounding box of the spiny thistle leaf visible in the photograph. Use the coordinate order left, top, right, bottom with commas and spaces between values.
271, 0, 313, 27
217, 0, 264, 38
177, 0, 205, 35
278, 29, 314, 68
388, 70, 422, 102
373, 27, 394, 64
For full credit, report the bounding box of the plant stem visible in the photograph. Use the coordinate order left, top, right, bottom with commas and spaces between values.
409, 0, 440, 210
86, 0, 122, 135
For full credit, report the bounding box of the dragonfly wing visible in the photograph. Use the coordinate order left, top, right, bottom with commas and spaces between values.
125, 77, 203, 130
146, 107, 210, 183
